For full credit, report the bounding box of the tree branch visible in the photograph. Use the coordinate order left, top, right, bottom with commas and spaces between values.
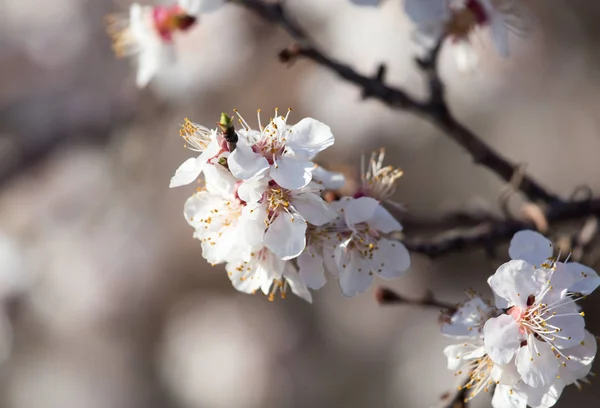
403, 198, 600, 257
234, 0, 559, 203
376, 286, 457, 310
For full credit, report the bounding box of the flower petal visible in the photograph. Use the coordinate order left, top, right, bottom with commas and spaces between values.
270, 156, 313, 190
297, 250, 326, 290
237, 176, 268, 204
336, 249, 372, 297
566, 262, 600, 295
343, 197, 379, 228
509, 230, 553, 266
443, 343, 485, 370
311, 165, 345, 190
441, 296, 494, 338
264, 212, 307, 260
367, 205, 403, 233
228, 141, 269, 181
516, 336, 559, 388
170, 157, 203, 188
286, 118, 334, 159
203, 162, 236, 195
483, 314, 522, 365
492, 384, 527, 408
284, 263, 312, 303
239, 203, 266, 247
292, 190, 336, 226
488, 260, 540, 308
372, 238, 410, 279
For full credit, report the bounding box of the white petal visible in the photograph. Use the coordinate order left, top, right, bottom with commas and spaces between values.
284, 263, 313, 303
322, 246, 339, 278
490, 15, 510, 57
367, 205, 403, 233
169, 157, 203, 188
443, 343, 485, 370
509, 230, 553, 266
492, 384, 527, 408
179, 0, 224, 15
441, 296, 494, 338
545, 303, 585, 349
488, 260, 540, 308
311, 166, 345, 190
297, 250, 326, 290
336, 249, 372, 297
404, 0, 450, 25
239, 203, 266, 247
566, 262, 600, 295
491, 362, 521, 386
343, 197, 379, 228
560, 330, 597, 384
203, 162, 236, 195
228, 141, 269, 181
286, 118, 334, 159
270, 156, 313, 190
237, 176, 268, 204
264, 212, 307, 260
372, 238, 410, 279
483, 314, 522, 365
292, 191, 336, 226
516, 337, 559, 388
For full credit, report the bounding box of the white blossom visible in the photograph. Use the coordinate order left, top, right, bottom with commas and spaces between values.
483, 230, 598, 390
106, 1, 201, 87
170, 119, 225, 188
404, 0, 527, 59
228, 109, 335, 191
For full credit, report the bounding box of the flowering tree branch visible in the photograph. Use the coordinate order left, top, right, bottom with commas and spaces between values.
376, 286, 457, 310
232, 0, 560, 204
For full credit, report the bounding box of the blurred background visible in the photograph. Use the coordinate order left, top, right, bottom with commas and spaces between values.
1, 0, 600, 407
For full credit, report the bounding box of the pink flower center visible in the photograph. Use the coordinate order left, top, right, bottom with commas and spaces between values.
152, 6, 197, 41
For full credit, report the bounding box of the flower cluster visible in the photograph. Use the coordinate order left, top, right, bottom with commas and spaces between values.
106, 0, 223, 87
170, 110, 411, 301
442, 230, 600, 407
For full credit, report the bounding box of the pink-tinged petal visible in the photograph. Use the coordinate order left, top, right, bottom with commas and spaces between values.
516, 337, 559, 388
264, 212, 307, 260
237, 177, 268, 204
283, 263, 312, 303
297, 250, 326, 290
228, 142, 269, 180
169, 157, 203, 188
368, 205, 403, 233
566, 262, 600, 295
372, 238, 410, 279
336, 249, 372, 297
492, 384, 526, 408
286, 118, 334, 160
311, 165, 345, 190
270, 156, 313, 190
509, 230, 553, 266
343, 197, 379, 228
488, 260, 540, 308
483, 314, 521, 364
292, 191, 336, 226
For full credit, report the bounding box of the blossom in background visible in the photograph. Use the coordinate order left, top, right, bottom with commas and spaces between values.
403, 0, 527, 66
228, 109, 335, 190
443, 230, 598, 407
106, 0, 222, 87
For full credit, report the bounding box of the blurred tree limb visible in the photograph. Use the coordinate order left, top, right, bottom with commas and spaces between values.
233, 0, 558, 203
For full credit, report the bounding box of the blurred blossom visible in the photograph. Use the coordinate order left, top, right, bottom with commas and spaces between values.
159, 296, 293, 408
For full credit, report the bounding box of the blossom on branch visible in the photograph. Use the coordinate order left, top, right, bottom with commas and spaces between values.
106, 0, 222, 87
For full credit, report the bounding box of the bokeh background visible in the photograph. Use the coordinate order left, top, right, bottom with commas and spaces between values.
1, 0, 600, 407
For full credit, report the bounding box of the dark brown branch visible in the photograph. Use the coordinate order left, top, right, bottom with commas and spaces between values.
403, 198, 600, 257
376, 286, 456, 310
233, 0, 559, 203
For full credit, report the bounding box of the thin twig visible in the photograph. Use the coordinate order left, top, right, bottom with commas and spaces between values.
376, 286, 456, 310
233, 0, 559, 203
